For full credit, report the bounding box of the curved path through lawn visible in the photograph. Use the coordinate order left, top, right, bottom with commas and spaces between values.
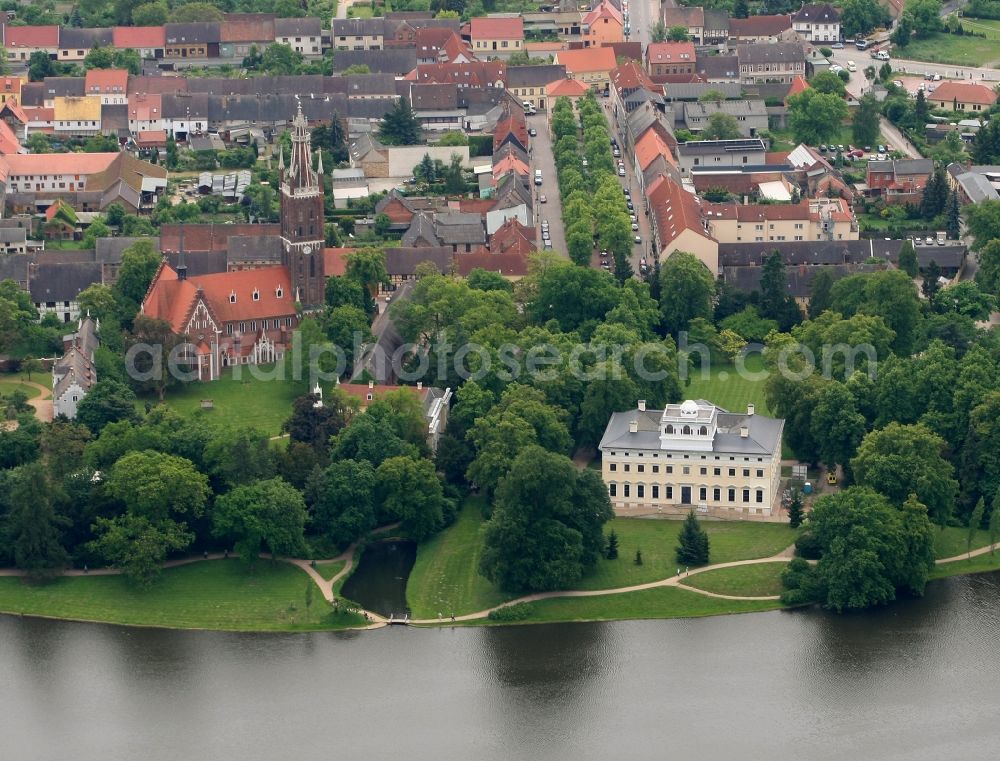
1, 379, 52, 422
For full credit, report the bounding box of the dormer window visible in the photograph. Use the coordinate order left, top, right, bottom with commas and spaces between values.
276, 286, 283, 298
252, 289, 260, 301
229, 291, 236, 303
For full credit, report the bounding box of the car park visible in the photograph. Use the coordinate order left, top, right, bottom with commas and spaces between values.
925, 236, 934, 245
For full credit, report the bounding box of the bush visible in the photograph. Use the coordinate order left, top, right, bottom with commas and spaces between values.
487, 602, 532, 622
794, 529, 823, 559
819, 46, 833, 57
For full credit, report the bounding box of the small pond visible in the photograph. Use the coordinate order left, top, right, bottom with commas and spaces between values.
339, 540, 415, 617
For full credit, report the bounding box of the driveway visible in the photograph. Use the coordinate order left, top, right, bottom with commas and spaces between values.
527, 112, 566, 258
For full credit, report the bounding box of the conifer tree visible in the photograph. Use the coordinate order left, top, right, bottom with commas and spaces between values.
788, 491, 805, 529
605, 529, 619, 560
676, 510, 710, 566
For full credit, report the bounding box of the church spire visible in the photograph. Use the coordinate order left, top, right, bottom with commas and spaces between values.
277, 145, 284, 171
316, 148, 323, 176
286, 100, 317, 192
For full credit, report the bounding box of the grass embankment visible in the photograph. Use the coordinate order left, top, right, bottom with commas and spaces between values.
682, 562, 789, 597
502, 587, 783, 624
406, 499, 797, 620
407, 499, 517, 619
933, 526, 994, 559
931, 548, 1000, 579
0, 560, 365, 631
152, 361, 307, 436
896, 24, 1000, 67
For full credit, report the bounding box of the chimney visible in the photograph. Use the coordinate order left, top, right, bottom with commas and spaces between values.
740, 426, 749, 438
638, 399, 646, 412
747, 403, 755, 416
629, 420, 638, 434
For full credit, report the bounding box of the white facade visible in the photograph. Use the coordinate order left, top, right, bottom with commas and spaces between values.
53, 378, 89, 419
277, 34, 322, 56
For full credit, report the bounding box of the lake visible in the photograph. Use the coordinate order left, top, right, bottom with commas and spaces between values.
2, 572, 1000, 760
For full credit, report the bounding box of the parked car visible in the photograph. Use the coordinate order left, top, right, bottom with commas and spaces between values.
892, 79, 903, 87
832, 41, 844, 49
925, 236, 934, 245
631, 222, 639, 231
618, 167, 626, 176
528, 127, 537, 137
933, 73, 941, 81
634, 234, 641, 244
847, 61, 857, 72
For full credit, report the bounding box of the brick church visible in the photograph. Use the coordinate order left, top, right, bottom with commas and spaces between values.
141, 104, 329, 380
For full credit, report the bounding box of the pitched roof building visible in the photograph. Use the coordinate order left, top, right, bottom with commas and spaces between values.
52, 316, 100, 420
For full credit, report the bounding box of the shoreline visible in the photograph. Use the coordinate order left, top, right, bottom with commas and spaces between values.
1, 551, 996, 634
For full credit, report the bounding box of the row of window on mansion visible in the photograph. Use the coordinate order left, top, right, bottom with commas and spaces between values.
608, 483, 769, 505
608, 463, 769, 479
188, 316, 295, 335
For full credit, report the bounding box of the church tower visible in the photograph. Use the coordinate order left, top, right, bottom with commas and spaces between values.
280, 103, 326, 309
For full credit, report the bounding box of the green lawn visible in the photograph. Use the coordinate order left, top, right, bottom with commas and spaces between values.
504, 586, 783, 624
0, 560, 367, 631
897, 27, 1000, 67
931, 548, 1000, 580
682, 561, 788, 597
314, 560, 346, 581
152, 361, 307, 436
933, 526, 995, 560
0, 380, 44, 400
1, 370, 52, 389
407, 498, 517, 619
407, 502, 796, 617
684, 353, 772, 416
576, 518, 797, 591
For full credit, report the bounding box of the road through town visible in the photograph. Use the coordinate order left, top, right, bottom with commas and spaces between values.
528, 112, 567, 258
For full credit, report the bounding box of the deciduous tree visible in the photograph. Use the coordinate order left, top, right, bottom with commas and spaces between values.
213, 477, 308, 563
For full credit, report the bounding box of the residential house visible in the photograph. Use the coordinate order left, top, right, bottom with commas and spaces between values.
736, 43, 806, 84
695, 55, 740, 83
948, 163, 1000, 205
433, 212, 486, 252
646, 42, 696, 77
676, 137, 767, 176
113, 26, 167, 59
661, 7, 713, 44
349, 133, 389, 176
43, 200, 78, 240
52, 316, 99, 419
599, 399, 784, 516
331, 380, 452, 452
682, 100, 768, 137
374, 189, 437, 231
84, 69, 129, 105
609, 60, 661, 118
488, 216, 536, 254
553, 47, 618, 91
645, 174, 718, 272
702, 9, 731, 44
382, 245, 454, 286
28, 261, 104, 324
507, 64, 566, 113
274, 17, 322, 56
453, 248, 530, 279
928, 81, 998, 113
53, 96, 103, 137
544, 77, 591, 111
703, 198, 858, 244
791, 3, 840, 43
468, 16, 524, 58
634, 128, 680, 190
521, 10, 584, 39
412, 28, 473, 64
5, 26, 60, 62
866, 158, 934, 203
332, 18, 385, 50
219, 13, 275, 59
58, 27, 113, 61
409, 82, 463, 132
0, 76, 22, 105
582, 1, 624, 48
728, 15, 793, 43
332, 48, 417, 75
128, 93, 164, 132
164, 22, 221, 59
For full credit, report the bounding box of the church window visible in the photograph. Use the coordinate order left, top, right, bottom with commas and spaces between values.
699, 426, 707, 436
665, 424, 673, 434
250, 321, 257, 331
682, 425, 691, 435
226, 324, 234, 335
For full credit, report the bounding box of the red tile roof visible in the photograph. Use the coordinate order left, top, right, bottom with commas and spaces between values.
555, 47, 617, 75
545, 78, 590, 97
129, 93, 162, 121
489, 217, 536, 255
784, 75, 809, 104
143, 263, 296, 333
646, 174, 710, 247
729, 15, 792, 37
136, 129, 168, 146
3, 152, 119, 176
0, 76, 21, 95
410, 62, 506, 87
454, 249, 529, 277
323, 247, 356, 277
583, 0, 624, 26
22, 106, 54, 123
0, 97, 28, 126
0, 119, 22, 156
646, 42, 696, 66
610, 60, 656, 94
85, 68, 129, 94
635, 129, 676, 171
220, 13, 276, 43
113, 26, 166, 49
929, 81, 999, 106
6, 25, 59, 48
469, 17, 524, 40
159, 223, 280, 253
336, 382, 430, 407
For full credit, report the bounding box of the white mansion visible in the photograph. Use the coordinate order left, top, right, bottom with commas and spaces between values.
598, 399, 785, 516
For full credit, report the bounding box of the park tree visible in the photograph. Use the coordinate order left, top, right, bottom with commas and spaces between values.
75, 379, 139, 435
169, 2, 223, 22
935, 281, 994, 321
700, 112, 742, 140
810, 71, 847, 96
990, 487, 1000, 553
676, 510, 710, 566
326, 274, 371, 314
5, 464, 68, 577
659, 252, 715, 336
127, 315, 189, 401
89, 514, 194, 586
961, 392, 1000, 513
105, 450, 211, 522
791, 487, 935, 611
213, 478, 307, 564
528, 261, 620, 333
131, 2, 168, 25
467, 268, 513, 293
787, 90, 849, 145
759, 252, 802, 331
733, 0, 749, 17
308, 459, 377, 547
811, 381, 867, 471
852, 94, 881, 148
890, 13, 914, 46
904, 0, 943, 38
788, 491, 804, 529
606, 529, 619, 559
972, 116, 1000, 164
113, 239, 161, 317
807, 267, 836, 318
204, 427, 276, 490
330, 412, 418, 468
840, 0, 886, 37
443, 153, 466, 194
851, 422, 957, 524
345, 248, 389, 300
914, 88, 929, 126
378, 98, 421, 145
968, 497, 986, 556
480, 446, 613, 592
375, 455, 448, 540
283, 391, 352, 453
831, 270, 922, 356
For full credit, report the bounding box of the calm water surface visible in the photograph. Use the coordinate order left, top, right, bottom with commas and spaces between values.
339, 540, 415, 617
2, 573, 1000, 761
